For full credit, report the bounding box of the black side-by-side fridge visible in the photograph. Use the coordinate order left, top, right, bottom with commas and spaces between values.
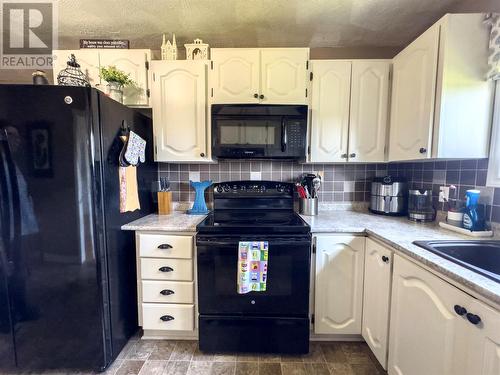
0, 85, 155, 372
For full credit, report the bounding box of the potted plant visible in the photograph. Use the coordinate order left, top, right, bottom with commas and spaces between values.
99, 66, 134, 103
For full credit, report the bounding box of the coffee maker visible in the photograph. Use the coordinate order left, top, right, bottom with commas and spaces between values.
408, 189, 436, 222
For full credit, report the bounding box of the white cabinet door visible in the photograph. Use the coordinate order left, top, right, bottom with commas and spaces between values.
388, 255, 468, 375
314, 235, 365, 334
362, 238, 392, 370
349, 61, 390, 163
211, 49, 260, 104
310, 61, 351, 163
260, 48, 308, 104
151, 61, 207, 162
52, 50, 100, 86
389, 24, 440, 161
465, 299, 500, 375
98, 49, 151, 106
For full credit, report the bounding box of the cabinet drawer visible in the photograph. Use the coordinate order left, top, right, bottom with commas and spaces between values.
142, 303, 194, 331
138, 233, 193, 259
142, 280, 194, 304
140, 258, 193, 281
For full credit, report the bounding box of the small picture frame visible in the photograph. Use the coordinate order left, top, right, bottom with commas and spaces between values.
185, 39, 209, 60
30, 126, 53, 177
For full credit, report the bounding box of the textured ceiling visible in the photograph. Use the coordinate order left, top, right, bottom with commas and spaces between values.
56, 0, 489, 50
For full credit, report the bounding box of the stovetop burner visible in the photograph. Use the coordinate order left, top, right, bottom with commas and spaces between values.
196, 181, 310, 235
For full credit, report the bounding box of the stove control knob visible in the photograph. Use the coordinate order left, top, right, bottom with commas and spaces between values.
277, 185, 285, 193
223, 185, 230, 192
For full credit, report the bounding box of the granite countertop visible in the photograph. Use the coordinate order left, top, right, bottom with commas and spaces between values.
301, 211, 500, 307
121, 212, 206, 232
122, 209, 500, 307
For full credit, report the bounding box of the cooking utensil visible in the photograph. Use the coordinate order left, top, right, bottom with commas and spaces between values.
312, 176, 321, 198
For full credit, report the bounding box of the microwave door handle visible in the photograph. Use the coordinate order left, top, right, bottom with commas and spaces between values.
281, 118, 287, 152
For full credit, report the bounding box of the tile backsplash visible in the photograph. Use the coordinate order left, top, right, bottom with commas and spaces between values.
158, 158, 500, 224
158, 161, 388, 203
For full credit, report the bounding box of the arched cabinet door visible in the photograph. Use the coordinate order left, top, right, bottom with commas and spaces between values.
309, 61, 351, 162
388, 255, 468, 375
151, 61, 207, 162
99, 49, 151, 106
349, 61, 390, 162
388, 24, 439, 161
210, 49, 260, 104
260, 48, 309, 104
314, 235, 365, 334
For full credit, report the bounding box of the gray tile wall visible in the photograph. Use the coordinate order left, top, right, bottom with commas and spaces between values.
158, 161, 388, 203
158, 158, 500, 224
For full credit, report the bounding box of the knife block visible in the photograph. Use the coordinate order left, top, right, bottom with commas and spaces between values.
157, 192, 172, 215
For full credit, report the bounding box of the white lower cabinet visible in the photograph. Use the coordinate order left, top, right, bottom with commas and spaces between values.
388, 255, 470, 375
314, 235, 365, 334
136, 232, 196, 335
362, 238, 392, 369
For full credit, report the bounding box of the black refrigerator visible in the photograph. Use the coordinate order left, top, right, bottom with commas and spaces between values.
0, 85, 155, 372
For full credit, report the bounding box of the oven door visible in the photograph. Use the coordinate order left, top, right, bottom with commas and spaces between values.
196, 235, 311, 316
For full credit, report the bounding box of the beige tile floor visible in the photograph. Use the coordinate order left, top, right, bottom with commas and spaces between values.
106, 335, 387, 375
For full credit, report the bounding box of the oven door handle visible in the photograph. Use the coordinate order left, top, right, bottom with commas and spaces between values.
196, 239, 311, 247
281, 118, 287, 153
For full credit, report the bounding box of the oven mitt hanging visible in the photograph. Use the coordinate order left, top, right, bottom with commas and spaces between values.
124, 131, 146, 166
237, 242, 268, 294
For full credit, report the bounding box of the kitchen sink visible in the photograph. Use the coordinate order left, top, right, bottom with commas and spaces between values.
413, 240, 500, 283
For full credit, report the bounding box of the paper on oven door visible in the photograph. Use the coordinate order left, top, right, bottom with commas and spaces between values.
237, 241, 268, 294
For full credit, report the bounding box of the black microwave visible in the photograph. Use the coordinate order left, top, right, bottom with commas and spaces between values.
211, 104, 308, 160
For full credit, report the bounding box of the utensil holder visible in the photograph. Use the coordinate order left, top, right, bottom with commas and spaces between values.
299, 197, 318, 216
157, 192, 172, 215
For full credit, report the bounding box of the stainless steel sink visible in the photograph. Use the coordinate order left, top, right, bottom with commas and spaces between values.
413, 240, 500, 283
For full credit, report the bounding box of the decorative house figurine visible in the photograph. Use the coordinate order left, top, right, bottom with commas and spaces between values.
161, 33, 177, 60
185, 39, 209, 60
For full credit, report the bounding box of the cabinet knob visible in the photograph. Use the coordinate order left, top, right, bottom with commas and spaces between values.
419, 147, 427, 154
350, 153, 356, 158
200, 152, 205, 157
259, 94, 264, 100
254, 93, 259, 98
466, 313, 481, 325
381, 255, 390, 263
160, 315, 175, 322
341, 153, 348, 159
158, 266, 174, 273
160, 289, 175, 296
454, 305, 467, 316
157, 244, 172, 250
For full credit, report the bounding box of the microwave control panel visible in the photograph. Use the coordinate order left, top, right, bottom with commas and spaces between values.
287, 121, 305, 149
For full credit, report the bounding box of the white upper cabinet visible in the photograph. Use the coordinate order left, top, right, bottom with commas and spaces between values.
389, 24, 439, 161
98, 49, 151, 107
314, 235, 365, 335
349, 61, 390, 162
151, 61, 208, 162
210, 49, 260, 104
362, 238, 392, 370
310, 61, 351, 162
309, 60, 390, 163
388, 255, 468, 375
389, 14, 494, 161
52, 50, 101, 86
260, 48, 309, 104
210, 48, 309, 104
52, 49, 151, 107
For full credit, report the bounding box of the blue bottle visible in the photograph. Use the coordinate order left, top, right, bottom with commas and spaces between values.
462, 190, 485, 231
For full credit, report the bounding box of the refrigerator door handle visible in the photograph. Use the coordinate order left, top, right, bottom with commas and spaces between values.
0, 129, 21, 271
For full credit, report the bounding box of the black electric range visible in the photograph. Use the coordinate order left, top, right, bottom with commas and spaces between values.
196, 181, 311, 355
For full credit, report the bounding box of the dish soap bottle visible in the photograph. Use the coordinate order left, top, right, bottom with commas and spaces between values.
462, 190, 485, 231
